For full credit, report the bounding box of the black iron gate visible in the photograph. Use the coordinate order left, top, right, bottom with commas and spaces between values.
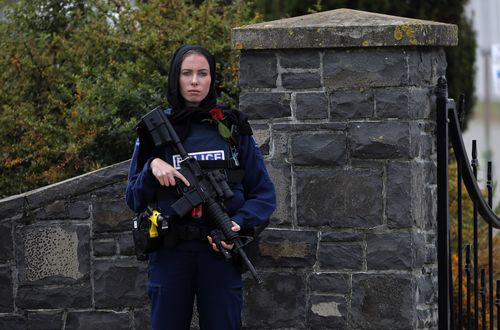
437, 76, 500, 329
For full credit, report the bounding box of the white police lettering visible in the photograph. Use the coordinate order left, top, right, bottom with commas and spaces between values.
172, 150, 225, 169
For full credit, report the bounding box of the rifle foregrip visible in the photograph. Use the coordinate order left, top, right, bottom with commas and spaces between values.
205, 200, 236, 240
205, 200, 263, 284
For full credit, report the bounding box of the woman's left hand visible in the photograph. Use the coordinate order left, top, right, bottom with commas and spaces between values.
207, 221, 241, 252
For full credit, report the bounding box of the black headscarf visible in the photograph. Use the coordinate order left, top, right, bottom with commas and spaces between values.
167, 45, 217, 112
165, 45, 219, 140
136, 45, 252, 169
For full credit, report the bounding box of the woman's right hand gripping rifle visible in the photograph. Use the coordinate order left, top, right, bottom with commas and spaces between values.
150, 158, 190, 187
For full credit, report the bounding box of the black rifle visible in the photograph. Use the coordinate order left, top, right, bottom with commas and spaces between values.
138, 107, 263, 284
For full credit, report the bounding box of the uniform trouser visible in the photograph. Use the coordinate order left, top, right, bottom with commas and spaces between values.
147, 240, 243, 330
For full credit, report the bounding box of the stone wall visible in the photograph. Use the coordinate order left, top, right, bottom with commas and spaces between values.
0, 161, 148, 329
233, 8, 456, 330
0, 8, 457, 330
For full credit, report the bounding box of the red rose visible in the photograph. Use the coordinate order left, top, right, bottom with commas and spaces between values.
209, 108, 224, 121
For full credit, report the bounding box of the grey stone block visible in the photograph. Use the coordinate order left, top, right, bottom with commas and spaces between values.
17, 283, 92, 309
68, 200, 91, 219
416, 268, 438, 305
265, 164, 292, 227
282, 72, 321, 89
319, 241, 364, 270
409, 121, 423, 158
330, 90, 374, 119
0, 221, 12, 263
243, 272, 306, 328
271, 130, 290, 162
35, 200, 66, 220
258, 229, 317, 268
386, 162, 413, 228
239, 92, 291, 119
309, 272, 350, 295
375, 88, 411, 119
239, 51, 277, 88
251, 123, 270, 155
366, 231, 412, 270
323, 49, 408, 88
375, 87, 430, 119
118, 232, 135, 256
65, 311, 130, 330
430, 49, 448, 81
27, 311, 63, 330
271, 123, 346, 164
92, 198, 134, 233
16, 224, 90, 285
420, 133, 435, 160
416, 306, 438, 329
0, 195, 26, 219
93, 238, 116, 257
349, 121, 410, 159
308, 295, 349, 329
423, 186, 437, 231
295, 92, 328, 120
351, 274, 413, 329
296, 168, 383, 228
0, 315, 25, 329
291, 133, 346, 166
134, 308, 151, 330
279, 50, 320, 69
0, 267, 13, 312
407, 50, 434, 86
411, 162, 428, 230
94, 258, 148, 308
92, 181, 128, 199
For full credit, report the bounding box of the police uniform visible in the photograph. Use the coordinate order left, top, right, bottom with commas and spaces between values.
125, 45, 276, 330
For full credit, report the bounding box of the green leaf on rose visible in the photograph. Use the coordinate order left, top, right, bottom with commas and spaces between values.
218, 122, 231, 140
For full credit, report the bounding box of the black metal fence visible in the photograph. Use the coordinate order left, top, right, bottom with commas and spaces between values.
437, 77, 500, 329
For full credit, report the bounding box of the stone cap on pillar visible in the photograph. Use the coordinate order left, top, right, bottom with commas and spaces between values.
231, 8, 458, 50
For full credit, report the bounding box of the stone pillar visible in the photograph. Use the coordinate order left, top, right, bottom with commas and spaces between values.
232, 8, 457, 329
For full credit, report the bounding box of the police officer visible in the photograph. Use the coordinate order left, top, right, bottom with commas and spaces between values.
125, 45, 276, 329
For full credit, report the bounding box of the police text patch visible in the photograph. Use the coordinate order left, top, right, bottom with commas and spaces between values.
172, 150, 225, 169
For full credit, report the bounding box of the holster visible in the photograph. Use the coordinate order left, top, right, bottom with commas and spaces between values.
132, 212, 177, 261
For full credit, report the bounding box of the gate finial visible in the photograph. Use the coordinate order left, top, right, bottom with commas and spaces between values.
436, 76, 448, 99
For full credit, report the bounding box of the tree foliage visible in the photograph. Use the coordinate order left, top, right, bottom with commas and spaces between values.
0, 0, 259, 197
0, 0, 477, 197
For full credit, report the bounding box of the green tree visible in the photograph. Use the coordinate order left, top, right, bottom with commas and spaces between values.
0, 0, 259, 197
252, 0, 477, 127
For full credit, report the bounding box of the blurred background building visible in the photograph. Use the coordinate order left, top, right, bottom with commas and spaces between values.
466, 0, 500, 101
465, 0, 500, 205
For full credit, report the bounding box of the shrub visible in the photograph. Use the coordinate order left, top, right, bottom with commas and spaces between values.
0, 0, 259, 197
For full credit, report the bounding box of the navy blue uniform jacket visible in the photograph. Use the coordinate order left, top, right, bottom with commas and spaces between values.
125, 120, 276, 229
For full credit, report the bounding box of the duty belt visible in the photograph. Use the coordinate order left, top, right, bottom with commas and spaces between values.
173, 224, 210, 241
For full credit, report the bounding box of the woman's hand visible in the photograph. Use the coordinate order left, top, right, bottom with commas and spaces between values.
207, 222, 241, 252
150, 158, 190, 187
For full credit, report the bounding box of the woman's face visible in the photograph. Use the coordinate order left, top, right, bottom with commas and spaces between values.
179, 53, 211, 107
